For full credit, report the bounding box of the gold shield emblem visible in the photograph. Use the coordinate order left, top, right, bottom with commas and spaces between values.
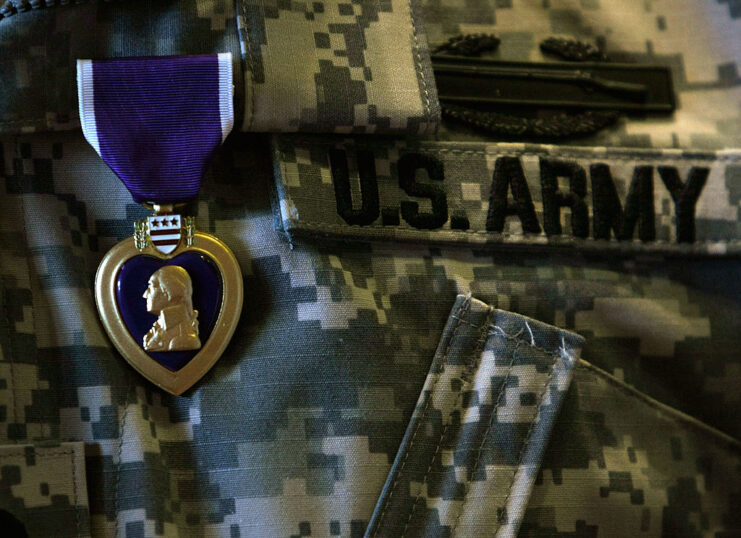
95, 212, 243, 395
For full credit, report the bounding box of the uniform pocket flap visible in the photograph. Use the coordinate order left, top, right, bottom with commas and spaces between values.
0, 441, 90, 537
365, 295, 583, 537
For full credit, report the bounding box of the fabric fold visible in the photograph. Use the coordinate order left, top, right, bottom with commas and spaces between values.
366, 294, 583, 537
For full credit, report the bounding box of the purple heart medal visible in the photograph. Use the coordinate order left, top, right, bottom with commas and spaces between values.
77, 54, 243, 395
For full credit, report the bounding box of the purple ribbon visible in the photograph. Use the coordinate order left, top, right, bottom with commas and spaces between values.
77, 54, 233, 204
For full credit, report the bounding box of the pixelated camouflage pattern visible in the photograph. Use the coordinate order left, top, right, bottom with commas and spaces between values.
0, 131, 739, 536
0, 0, 244, 135
367, 295, 583, 537
423, 0, 741, 150
1, 1, 740, 537
4, 0, 741, 146
0, 0, 440, 137
273, 136, 741, 254
522, 361, 741, 537
0, 441, 90, 537
236, 0, 439, 134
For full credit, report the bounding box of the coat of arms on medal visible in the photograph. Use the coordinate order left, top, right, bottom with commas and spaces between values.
148, 215, 182, 254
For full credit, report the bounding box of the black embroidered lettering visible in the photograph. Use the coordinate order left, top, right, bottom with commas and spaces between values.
330, 149, 380, 226
657, 166, 709, 243
381, 207, 400, 226
620, 166, 655, 242
450, 213, 470, 230
485, 157, 541, 234
398, 153, 448, 229
591, 164, 656, 242
539, 159, 589, 238
590, 163, 624, 240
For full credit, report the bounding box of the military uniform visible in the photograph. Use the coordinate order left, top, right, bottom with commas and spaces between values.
0, 0, 739, 537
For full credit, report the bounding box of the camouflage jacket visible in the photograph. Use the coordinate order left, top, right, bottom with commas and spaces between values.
0, 1, 740, 537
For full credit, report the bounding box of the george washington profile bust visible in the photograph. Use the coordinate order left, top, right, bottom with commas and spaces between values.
142, 266, 201, 352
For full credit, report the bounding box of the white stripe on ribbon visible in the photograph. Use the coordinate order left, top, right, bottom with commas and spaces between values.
217, 52, 235, 143
76, 59, 101, 155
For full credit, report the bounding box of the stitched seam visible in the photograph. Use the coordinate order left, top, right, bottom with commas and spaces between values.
579, 360, 741, 452
406, 0, 431, 132
278, 143, 741, 162
70, 449, 82, 538
493, 355, 558, 534
372, 297, 471, 536
237, 0, 256, 131
0, 449, 73, 458
418, 150, 741, 162
1, 269, 19, 432
114, 378, 134, 537
449, 340, 522, 536
9, 138, 39, 441
6, 138, 19, 431
400, 306, 493, 537
459, 309, 496, 384
0, 120, 44, 128
0, 116, 77, 129
284, 220, 741, 248
451, 316, 565, 360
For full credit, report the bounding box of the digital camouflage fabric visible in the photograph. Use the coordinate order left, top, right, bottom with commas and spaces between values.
0, 131, 739, 537
523, 362, 741, 538
0, 1, 740, 537
0, 0, 439, 136
0, 0, 739, 143
236, 0, 439, 134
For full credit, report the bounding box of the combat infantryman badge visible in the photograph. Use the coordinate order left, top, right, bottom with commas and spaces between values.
77, 54, 243, 395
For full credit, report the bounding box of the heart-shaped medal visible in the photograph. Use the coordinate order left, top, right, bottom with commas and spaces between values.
95, 214, 243, 395
77, 53, 241, 393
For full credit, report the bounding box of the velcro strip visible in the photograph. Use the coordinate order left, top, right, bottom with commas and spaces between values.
273, 136, 741, 255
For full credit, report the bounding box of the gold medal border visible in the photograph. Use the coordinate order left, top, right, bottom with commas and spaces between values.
95, 232, 243, 395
